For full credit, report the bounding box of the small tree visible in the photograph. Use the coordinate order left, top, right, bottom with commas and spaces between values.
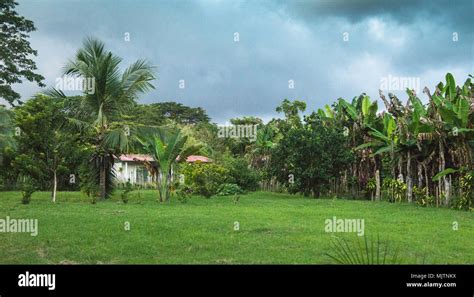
270, 114, 354, 197
138, 128, 197, 202
13, 95, 77, 202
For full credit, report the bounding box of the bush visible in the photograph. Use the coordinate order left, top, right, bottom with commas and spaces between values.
217, 183, 244, 196
174, 184, 193, 203
224, 157, 259, 191
383, 178, 406, 202
18, 176, 36, 205
366, 178, 376, 199
450, 172, 473, 211
120, 181, 133, 204
414, 186, 434, 207
180, 162, 229, 198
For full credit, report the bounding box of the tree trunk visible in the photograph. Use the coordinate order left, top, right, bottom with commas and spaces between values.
398, 155, 403, 180
52, 170, 57, 203
423, 164, 429, 196
406, 151, 413, 203
391, 145, 396, 179
157, 168, 171, 203
99, 158, 106, 200
439, 140, 450, 206
375, 169, 381, 201
417, 163, 423, 188
446, 175, 452, 207
343, 170, 348, 193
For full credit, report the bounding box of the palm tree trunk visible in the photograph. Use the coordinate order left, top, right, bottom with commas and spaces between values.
99, 158, 106, 200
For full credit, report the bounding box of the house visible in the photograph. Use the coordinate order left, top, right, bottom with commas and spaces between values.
113, 154, 211, 185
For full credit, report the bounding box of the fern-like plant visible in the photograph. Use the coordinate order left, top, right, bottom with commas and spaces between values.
325, 235, 403, 264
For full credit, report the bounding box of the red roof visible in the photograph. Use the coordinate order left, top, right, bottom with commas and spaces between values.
117, 154, 211, 163
118, 154, 154, 162
184, 155, 211, 163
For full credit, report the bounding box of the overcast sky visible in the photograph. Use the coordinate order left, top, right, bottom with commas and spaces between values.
12, 0, 474, 123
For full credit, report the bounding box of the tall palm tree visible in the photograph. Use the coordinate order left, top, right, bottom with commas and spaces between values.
61, 37, 155, 200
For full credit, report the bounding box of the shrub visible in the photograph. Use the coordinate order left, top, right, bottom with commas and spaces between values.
174, 184, 193, 203
224, 157, 259, 191
216, 183, 244, 196
120, 181, 133, 204
18, 176, 36, 205
180, 162, 229, 198
451, 172, 473, 211
383, 178, 406, 202
366, 178, 376, 199
414, 186, 434, 207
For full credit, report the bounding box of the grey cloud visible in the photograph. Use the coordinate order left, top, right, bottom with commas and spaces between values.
12, 0, 474, 123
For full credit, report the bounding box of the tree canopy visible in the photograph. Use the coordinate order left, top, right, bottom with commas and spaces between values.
0, 0, 44, 106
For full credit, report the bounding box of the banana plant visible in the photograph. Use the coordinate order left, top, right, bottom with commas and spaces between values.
138, 128, 197, 202
358, 113, 399, 171
423, 73, 473, 205
337, 95, 382, 198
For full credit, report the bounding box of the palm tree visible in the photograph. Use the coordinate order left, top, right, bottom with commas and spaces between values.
60, 37, 155, 199
138, 128, 197, 202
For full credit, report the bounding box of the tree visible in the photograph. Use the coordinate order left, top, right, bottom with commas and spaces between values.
0, 0, 44, 106
275, 99, 306, 132
0, 105, 15, 188
138, 128, 197, 202
226, 116, 263, 156
0, 105, 14, 157
270, 114, 353, 197
335, 94, 381, 198
58, 37, 155, 200
132, 102, 210, 126
267, 73, 472, 207
13, 95, 78, 202
425, 74, 473, 205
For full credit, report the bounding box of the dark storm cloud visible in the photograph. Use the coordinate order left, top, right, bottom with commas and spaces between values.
280, 0, 472, 29
9, 0, 473, 123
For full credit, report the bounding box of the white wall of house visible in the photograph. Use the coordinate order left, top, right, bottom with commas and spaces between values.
113, 162, 152, 185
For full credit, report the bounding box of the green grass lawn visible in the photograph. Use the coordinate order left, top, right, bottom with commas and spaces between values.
0, 190, 473, 264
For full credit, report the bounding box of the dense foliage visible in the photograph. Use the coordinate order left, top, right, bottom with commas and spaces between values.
180, 162, 229, 198
0, 32, 471, 210
0, 0, 44, 106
